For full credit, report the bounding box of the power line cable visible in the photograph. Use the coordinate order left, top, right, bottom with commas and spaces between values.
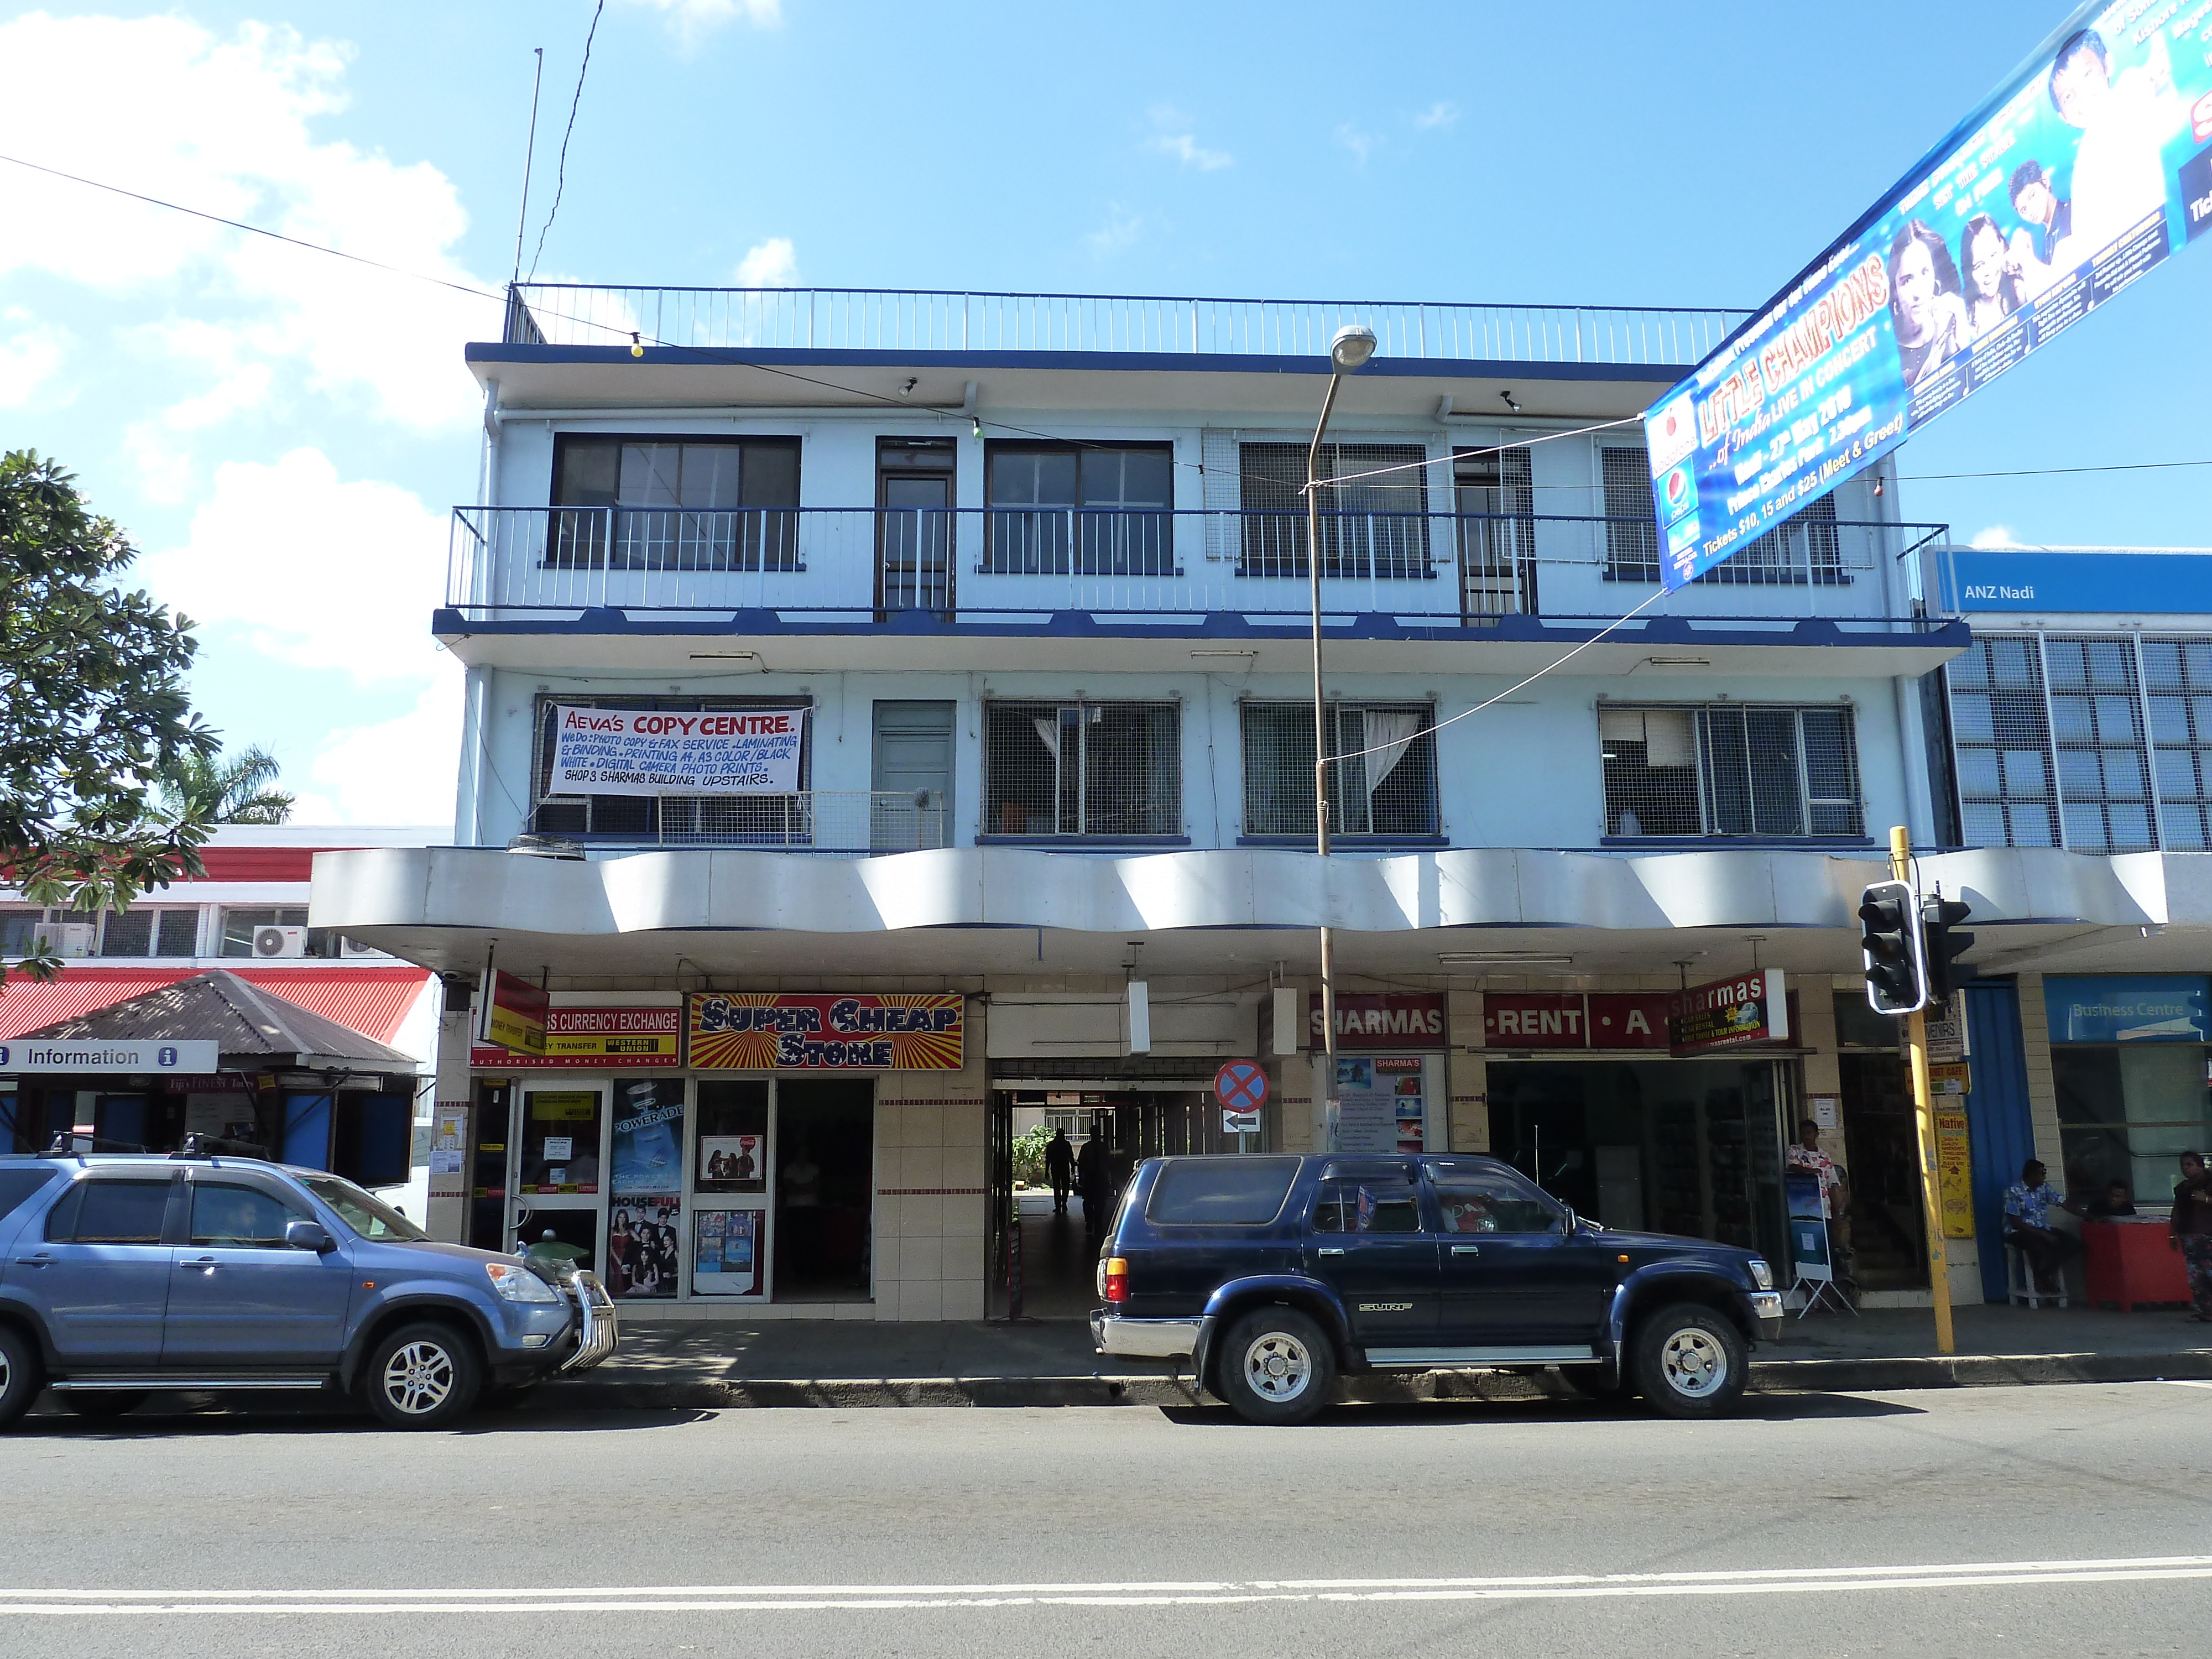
526, 0, 604, 282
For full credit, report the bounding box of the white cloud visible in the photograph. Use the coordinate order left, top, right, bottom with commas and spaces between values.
734, 236, 800, 286
617, 0, 781, 44
1969, 524, 2023, 548
1149, 133, 1232, 171
1413, 100, 1460, 131
0, 14, 493, 444
294, 666, 463, 827
1084, 205, 1144, 257
1335, 123, 1379, 165
136, 447, 449, 684
0, 314, 69, 406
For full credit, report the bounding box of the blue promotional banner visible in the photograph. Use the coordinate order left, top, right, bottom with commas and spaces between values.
1646, 2, 2212, 589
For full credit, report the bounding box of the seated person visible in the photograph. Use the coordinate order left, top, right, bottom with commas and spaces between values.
2003, 1159, 2085, 1288
2086, 1180, 2137, 1218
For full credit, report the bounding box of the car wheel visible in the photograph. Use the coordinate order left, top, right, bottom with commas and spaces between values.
66, 1392, 149, 1421
362, 1323, 482, 1430
0, 1326, 42, 1431
1631, 1302, 1748, 1419
1217, 1307, 1334, 1426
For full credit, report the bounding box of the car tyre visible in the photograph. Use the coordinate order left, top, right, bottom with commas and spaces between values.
1630, 1302, 1748, 1419
362, 1322, 482, 1430
1217, 1306, 1334, 1426
66, 1392, 149, 1421
0, 1326, 42, 1431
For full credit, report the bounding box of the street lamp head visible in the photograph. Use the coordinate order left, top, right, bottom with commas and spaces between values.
1329, 324, 1378, 374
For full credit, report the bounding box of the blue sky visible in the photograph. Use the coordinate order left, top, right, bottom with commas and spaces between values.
2, 1, 2205, 823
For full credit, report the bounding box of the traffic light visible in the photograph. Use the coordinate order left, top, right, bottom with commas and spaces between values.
1859, 879, 1926, 1015
1921, 894, 1976, 1001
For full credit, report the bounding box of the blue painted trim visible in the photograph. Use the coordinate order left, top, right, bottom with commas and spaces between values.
1237, 835, 1448, 849
434, 605, 1969, 653
1599, 836, 1880, 852
976, 836, 1192, 851
465, 341, 1688, 385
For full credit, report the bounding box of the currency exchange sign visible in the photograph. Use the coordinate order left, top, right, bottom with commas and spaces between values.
1646, 1, 2212, 589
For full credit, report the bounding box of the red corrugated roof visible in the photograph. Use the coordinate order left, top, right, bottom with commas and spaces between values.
0, 965, 433, 1046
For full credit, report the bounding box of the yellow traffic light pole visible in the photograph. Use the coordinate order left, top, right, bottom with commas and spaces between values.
1891, 825, 1955, 1355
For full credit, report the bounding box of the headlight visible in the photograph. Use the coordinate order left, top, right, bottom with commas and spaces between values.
1749, 1259, 1774, 1291
486, 1261, 560, 1303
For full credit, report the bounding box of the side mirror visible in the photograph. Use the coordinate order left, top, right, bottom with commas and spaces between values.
285, 1220, 337, 1254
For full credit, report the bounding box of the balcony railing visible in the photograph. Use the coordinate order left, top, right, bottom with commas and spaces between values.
449, 507, 1948, 627
534, 789, 948, 853
501, 283, 1747, 368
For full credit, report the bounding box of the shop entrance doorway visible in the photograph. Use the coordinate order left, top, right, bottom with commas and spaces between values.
773, 1079, 874, 1301
988, 1086, 1250, 1319
1485, 1058, 1793, 1265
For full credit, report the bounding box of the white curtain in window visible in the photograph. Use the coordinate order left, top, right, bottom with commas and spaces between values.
1361, 709, 1422, 800
1031, 717, 1060, 760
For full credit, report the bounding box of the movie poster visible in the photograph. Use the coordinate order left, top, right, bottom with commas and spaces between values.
692, 1207, 764, 1297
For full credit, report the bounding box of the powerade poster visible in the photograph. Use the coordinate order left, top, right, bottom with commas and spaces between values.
610, 1079, 684, 1194
549, 704, 803, 796
1647, 2, 2212, 589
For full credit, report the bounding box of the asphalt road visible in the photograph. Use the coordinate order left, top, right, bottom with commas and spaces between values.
3, 1382, 2210, 1657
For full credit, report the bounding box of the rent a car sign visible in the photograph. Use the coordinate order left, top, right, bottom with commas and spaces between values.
550, 705, 804, 796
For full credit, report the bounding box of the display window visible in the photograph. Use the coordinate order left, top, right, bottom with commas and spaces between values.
608, 1078, 685, 1300
692, 1079, 770, 1297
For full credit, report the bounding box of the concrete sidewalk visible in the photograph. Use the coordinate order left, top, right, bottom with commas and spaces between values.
538, 1302, 2212, 1411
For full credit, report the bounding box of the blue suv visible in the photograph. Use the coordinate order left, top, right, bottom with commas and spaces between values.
1092, 1154, 1784, 1424
0, 1150, 615, 1430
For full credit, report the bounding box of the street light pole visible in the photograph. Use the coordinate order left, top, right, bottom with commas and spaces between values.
1309, 324, 1376, 1152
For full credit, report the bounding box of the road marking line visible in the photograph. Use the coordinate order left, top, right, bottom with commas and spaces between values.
5, 1556, 2211, 1615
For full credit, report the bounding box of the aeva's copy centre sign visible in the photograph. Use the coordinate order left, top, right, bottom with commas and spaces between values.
550, 706, 804, 796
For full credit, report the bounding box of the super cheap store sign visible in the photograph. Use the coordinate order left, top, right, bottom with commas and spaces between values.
551, 706, 803, 796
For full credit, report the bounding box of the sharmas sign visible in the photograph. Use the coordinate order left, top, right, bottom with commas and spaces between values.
551, 705, 804, 796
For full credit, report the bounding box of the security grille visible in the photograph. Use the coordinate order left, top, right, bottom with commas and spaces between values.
2142, 636, 2212, 848
1237, 442, 1431, 578
1945, 635, 2059, 847
1600, 704, 1863, 839
1600, 445, 1661, 582
1455, 448, 1536, 616
532, 695, 811, 842
1714, 493, 1843, 585
983, 701, 1181, 838
2044, 635, 2154, 853
1241, 702, 1441, 838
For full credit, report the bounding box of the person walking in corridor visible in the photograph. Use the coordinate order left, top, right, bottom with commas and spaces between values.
2171, 1151, 2212, 1322
1077, 1129, 1112, 1251
1045, 1128, 1075, 1215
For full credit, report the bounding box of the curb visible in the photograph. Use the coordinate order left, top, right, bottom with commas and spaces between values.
528, 1347, 2212, 1412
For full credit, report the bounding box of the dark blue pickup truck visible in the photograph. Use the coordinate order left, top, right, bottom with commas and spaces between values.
1092, 1152, 1783, 1424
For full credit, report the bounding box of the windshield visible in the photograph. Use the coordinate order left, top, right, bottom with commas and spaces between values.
298, 1173, 430, 1243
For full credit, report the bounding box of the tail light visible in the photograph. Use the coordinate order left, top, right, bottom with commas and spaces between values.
1104, 1256, 1129, 1303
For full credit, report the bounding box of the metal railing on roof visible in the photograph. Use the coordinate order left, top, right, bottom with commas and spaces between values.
499, 284, 1748, 368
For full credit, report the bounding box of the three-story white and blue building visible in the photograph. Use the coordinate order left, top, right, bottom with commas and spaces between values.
312, 284, 2206, 1321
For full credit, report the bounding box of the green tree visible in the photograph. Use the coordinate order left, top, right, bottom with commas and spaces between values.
158, 744, 294, 826
1, 450, 218, 978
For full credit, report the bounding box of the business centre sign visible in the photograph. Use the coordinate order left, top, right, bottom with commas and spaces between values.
1647, 1, 2212, 589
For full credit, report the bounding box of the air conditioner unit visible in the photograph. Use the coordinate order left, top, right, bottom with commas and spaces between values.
49, 923, 96, 958
253, 925, 310, 959
338, 936, 382, 959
